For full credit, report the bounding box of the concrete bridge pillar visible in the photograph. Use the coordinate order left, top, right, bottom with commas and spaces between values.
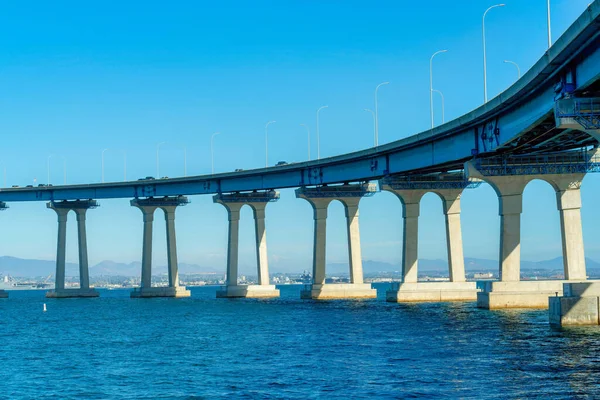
130, 197, 190, 298
382, 189, 423, 283
554, 176, 587, 280
46, 200, 100, 298
344, 198, 364, 285
253, 203, 270, 286
75, 209, 90, 290
381, 179, 477, 303
296, 184, 377, 300
441, 190, 466, 283
214, 191, 280, 298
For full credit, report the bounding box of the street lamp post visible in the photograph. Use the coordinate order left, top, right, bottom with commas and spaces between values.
101, 148, 109, 183
483, 4, 505, 103
316, 106, 328, 159
430, 50, 447, 128
374, 82, 389, 146
211, 132, 221, 174
300, 124, 311, 161
265, 121, 276, 167
503, 60, 521, 79
547, 0, 552, 49
156, 142, 166, 178
363, 109, 376, 146
48, 154, 66, 185
432, 90, 445, 124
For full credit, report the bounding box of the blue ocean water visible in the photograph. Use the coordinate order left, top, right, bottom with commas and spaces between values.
1, 284, 600, 399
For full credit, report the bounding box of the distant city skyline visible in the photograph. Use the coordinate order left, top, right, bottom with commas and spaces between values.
0, 1, 597, 276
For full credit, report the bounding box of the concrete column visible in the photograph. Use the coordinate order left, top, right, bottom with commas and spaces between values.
554, 176, 587, 280
162, 206, 179, 288
225, 204, 242, 287
311, 200, 330, 285
498, 193, 523, 282
440, 191, 466, 282
343, 198, 364, 284
252, 203, 270, 285
75, 209, 90, 289
54, 209, 69, 290
480, 177, 527, 283
402, 202, 420, 283
139, 207, 156, 288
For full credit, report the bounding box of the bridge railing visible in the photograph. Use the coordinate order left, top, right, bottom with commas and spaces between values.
555, 97, 600, 130
474, 151, 600, 176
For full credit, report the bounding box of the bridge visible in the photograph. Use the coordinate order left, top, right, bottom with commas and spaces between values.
1, 3, 600, 326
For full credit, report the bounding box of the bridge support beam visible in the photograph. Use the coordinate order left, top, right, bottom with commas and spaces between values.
46, 200, 100, 298
550, 282, 600, 326
213, 191, 280, 298
467, 161, 589, 309
296, 184, 377, 300
130, 197, 190, 298
381, 177, 477, 303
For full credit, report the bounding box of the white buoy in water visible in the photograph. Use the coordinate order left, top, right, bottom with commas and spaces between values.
43, 303, 47, 312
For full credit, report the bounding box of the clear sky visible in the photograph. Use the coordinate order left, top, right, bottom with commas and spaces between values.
0, 0, 597, 275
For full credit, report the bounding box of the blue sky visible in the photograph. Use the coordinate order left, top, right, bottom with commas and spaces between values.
0, 0, 597, 275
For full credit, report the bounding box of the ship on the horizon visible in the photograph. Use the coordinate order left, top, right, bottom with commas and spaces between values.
0, 274, 53, 290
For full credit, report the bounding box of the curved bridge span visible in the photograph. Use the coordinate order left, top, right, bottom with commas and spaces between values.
2, 4, 600, 326
0, 4, 599, 203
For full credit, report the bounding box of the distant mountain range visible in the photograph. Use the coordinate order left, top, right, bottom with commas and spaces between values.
1, 255, 599, 278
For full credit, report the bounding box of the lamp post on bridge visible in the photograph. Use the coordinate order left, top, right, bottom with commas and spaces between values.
211, 132, 221, 174
547, 0, 552, 49
316, 106, 328, 159
503, 60, 521, 80
363, 109, 375, 146
432, 90, 445, 124
374, 82, 389, 146
483, 4, 505, 103
300, 124, 311, 161
430, 50, 447, 128
265, 121, 276, 168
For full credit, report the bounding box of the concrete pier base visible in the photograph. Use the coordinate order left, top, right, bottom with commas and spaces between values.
386, 282, 478, 303
549, 282, 600, 326
0, 290, 7, 298
477, 280, 583, 309
130, 286, 190, 298
300, 283, 376, 300
46, 288, 100, 298
216, 285, 280, 298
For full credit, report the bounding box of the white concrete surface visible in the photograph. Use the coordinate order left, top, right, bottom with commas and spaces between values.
46, 288, 99, 298
386, 281, 478, 302
216, 284, 280, 298
300, 283, 377, 299
130, 286, 191, 298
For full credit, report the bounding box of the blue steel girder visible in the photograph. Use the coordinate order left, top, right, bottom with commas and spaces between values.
131, 196, 190, 207
473, 151, 600, 176
380, 173, 482, 190
213, 190, 280, 203
295, 183, 377, 199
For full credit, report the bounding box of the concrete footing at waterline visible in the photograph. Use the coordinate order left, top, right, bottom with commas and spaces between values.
0, 290, 7, 298
477, 280, 586, 309
300, 283, 377, 300
550, 281, 600, 326
45, 288, 100, 298
130, 286, 191, 298
386, 281, 478, 303
216, 285, 280, 298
